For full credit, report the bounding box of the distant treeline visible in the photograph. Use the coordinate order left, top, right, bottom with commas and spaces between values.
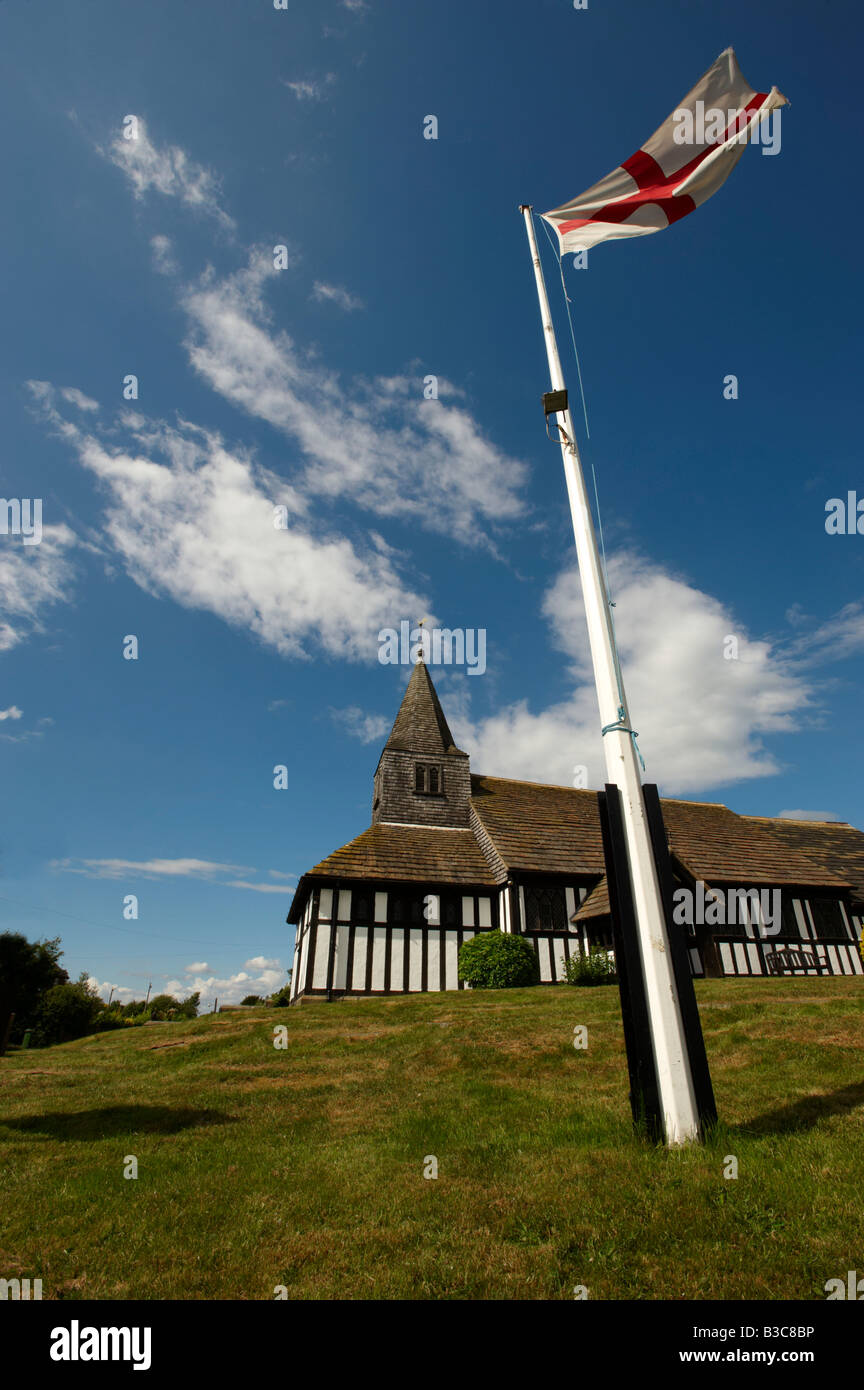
0, 932, 288, 1053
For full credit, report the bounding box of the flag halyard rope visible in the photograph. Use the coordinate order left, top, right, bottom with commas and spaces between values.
535, 212, 646, 772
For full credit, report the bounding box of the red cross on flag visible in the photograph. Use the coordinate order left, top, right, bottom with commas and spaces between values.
542, 48, 786, 255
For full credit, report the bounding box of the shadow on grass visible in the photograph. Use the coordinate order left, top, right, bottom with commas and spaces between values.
737, 1079, 864, 1136
3, 1105, 236, 1141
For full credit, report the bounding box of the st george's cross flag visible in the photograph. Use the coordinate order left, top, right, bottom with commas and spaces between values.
542, 48, 786, 255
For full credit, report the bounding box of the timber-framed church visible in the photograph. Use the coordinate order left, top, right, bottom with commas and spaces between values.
287, 662, 864, 1001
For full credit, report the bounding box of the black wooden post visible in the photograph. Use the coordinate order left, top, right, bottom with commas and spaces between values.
642, 783, 717, 1134
598, 783, 717, 1142
598, 786, 664, 1140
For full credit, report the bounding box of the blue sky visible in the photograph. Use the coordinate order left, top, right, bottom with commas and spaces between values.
1, 0, 862, 1005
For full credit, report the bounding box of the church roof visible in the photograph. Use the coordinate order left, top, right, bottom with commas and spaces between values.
469, 775, 606, 876
468, 775, 851, 891
301, 823, 498, 889
287, 665, 861, 924
742, 815, 864, 902
381, 660, 467, 759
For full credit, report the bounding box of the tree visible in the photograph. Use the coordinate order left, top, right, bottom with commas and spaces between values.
36, 976, 104, 1046
147, 991, 199, 1020
174, 992, 199, 1020
0, 932, 68, 1054
240, 994, 263, 1006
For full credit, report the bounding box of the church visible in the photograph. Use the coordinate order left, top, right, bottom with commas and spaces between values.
286, 662, 864, 1002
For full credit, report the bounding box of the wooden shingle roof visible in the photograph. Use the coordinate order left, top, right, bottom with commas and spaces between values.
660, 799, 849, 888
305, 823, 498, 887
469, 775, 607, 876
382, 661, 466, 758
742, 816, 864, 902
469, 776, 852, 892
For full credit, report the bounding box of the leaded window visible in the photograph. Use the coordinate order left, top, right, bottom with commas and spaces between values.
523, 885, 569, 933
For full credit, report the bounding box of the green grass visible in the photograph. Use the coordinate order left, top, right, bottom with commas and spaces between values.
1, 978, 863, 1300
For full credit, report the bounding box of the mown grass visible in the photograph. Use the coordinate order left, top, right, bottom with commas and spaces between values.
1, 978, 862, 1300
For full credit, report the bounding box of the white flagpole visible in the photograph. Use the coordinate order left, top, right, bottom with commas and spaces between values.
519, 204, 701, 1145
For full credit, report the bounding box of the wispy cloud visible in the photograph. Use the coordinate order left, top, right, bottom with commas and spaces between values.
330, 705, 390, 743
150, 233, 178, 276
225, 880, 293, 894
52, 857, 252, 881
0, 519, 78, 652
59, 387, 98, 412
101, 117, 235, 232
53, 855, 295, 894
0, 707, 23, 721
311, 280, 365, 312
776, 809, 843, 822
282, 73, 337, 101
29, 383, 428, 662
181, 253, 528, 547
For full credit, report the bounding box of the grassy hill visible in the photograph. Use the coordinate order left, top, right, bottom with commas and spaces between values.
1, 978, 863, 1300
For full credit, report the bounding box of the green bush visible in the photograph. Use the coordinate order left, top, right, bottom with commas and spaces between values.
240, 994, 263, 1006
35, 979, 104, 1045
270, 984, 292, 1007
457, 932, 540, 989
563, 946, 617, 987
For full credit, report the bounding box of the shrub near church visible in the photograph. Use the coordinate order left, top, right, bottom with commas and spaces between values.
458, 933, 539, 989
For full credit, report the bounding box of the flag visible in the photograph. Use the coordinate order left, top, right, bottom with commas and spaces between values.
542, 48, 786, 255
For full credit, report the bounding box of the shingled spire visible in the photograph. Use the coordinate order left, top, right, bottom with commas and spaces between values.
372, 660, 471, 828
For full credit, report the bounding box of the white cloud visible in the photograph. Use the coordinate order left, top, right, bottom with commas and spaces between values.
51, 855, 297, 894
150, 233, 178, 276
88, 979, 134, 1002
226, 880, 293, 894
0, 706, 23, 721
185, 962, 209, 974
29, 384, 428, 662
101, 118, 235, 231
342, 0, 369, 10
330, 705, 390, 743
311, 280, 365, 312
451, 552, 818, 797
245, 956, 281, 969
282, 74, 336, 101
776, 809, 843, 822
168, 963, 287, 1006
785, 601, 864, 667
181, 254, 528, 546
59, 387, 98, 412
52, 857, 251, 881
0, 522, 78, 652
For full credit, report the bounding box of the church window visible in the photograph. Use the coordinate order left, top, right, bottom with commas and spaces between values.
808, 898, 847, 940
523, 885, 569, 933
415, 763, 443, 795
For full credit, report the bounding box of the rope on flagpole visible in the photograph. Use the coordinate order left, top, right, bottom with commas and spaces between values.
539, 214, 591, 441
535, 212, 646, 771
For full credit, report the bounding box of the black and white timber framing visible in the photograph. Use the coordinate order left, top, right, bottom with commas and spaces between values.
286, 662, 864, 1001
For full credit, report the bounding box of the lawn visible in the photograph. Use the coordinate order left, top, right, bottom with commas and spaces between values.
1, 978, 862, 1300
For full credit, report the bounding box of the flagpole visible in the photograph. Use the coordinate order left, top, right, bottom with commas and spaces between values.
518, 204, 701, 1145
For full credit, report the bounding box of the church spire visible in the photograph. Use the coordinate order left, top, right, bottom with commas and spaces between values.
383, 659, 465, 758
372, 661, 471, 828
